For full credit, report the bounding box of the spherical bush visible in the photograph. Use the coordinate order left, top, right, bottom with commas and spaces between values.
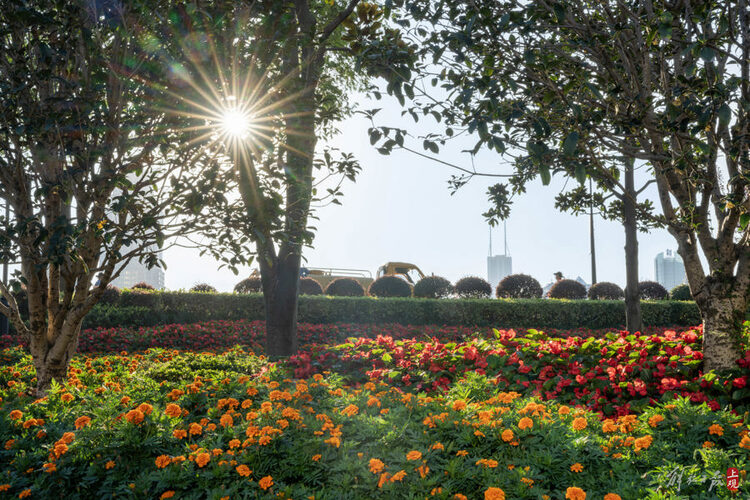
132, 281, 155, 290
495, 273, 543, 299
670, 283, 692, 301
368, 276, 412, 298
190, 283, 217, 293
548, 279, 587, 299
325, 278, 365, 297
413, 276, 454, 299
99, 285, 121, 304
455, 276, 492, 299
639, 281, 668, 300
234, 277, 262, 294
299, 277, 323, 295
587, 282, 624, 300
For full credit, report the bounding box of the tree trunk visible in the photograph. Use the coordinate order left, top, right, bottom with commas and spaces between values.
264, 255, 300, 357
30, 323, 81, 395
623, 158, 642, 334
694, 279, 746, 372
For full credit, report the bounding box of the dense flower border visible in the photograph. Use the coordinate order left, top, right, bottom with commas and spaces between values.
0, 347, 748, 499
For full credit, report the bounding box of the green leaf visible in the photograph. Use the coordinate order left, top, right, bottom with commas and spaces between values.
700, 46, 714, 61
539, 165, 551, 185
717, 103, 731, 128
575, 164, 586, 184
739, 213, 750, 231
562, 131, 579, 156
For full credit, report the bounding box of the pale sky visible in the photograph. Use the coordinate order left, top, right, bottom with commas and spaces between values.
164, 91, 678, 292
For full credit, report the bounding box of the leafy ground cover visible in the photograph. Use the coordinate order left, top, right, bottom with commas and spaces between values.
0, 347, 749, 499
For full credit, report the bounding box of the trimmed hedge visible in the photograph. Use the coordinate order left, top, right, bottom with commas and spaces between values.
77, 290, 702, 329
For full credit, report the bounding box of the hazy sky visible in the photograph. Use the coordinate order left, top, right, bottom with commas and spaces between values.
164, 92, 678, 292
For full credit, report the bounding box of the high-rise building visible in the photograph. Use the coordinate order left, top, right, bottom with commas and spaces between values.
110, 247, 166, 289
487, 222, 512, 288
654, 249, 686, 291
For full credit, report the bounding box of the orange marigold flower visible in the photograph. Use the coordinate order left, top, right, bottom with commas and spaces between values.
155, 455, 171, 468
703, 441, 715, 448
259, 475, 273, 490
558, 405, 571, 415
484, 487, 505, 500
0, 485, 9, 492
454, 495, 468, 500
565, 487, 586, 500
160, 492, 175, 499
9, 410, 22, 420
634, 435, 653, 452
165, 404, 182, 418
137, 403, 153, 415
173, 429, 187, 440
229, 439, 241, 449
22, 418, 37, 429
195, 452, 210, 468
312, 454, 322, 462
236, 464, 251, 477
501, 429, 514, 442
572, 417, 587, 431
105, 460, 116, 470
324, 436, 340, 448
390, 470, 406, 482
4, 440, 14, 450
406, 451, 422, 461
709, 424, 724, 436
189, 423, 202, 436
61, 432, 75, 444
61, 393, 74, 403
119, 396, 131, 406
220, 414, 234, 428
648, 415, 665, 427
377, 472, 390, 488
740, 435, 750, 449
19, 489, 32, 499
570, 463, 583, 473
75, 416, 91, 429
43, 462, 56, 473
452, 400, 467, 411
602, 420, 617, 433
476, 459, 498, 468
369, 458, 385, 474
341, 404, 359, 417
456, 450, 468, 456
518, 417, 533, 430
604, 495, 621, 500
124, 409, 144, 425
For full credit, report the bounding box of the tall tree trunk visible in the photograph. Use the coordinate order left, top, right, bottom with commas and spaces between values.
263, 255, 301, 357
623, 158, 642, 334
694, 278, 746, 372
30, 322, 81, 395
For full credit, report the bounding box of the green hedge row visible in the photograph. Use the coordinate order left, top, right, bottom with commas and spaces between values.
79, 291, 703, 329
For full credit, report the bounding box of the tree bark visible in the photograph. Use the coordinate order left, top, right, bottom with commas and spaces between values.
264, 254, 301, 357
30, 322, 81, 395
694, 280, 746, 372
623, 158, 642, 334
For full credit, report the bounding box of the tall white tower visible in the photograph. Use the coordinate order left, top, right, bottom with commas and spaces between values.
487, 222, 512, 289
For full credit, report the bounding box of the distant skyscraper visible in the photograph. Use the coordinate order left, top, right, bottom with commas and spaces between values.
487, 222, 512, 288
110, 246, 166, 289
654, 249, 686, 291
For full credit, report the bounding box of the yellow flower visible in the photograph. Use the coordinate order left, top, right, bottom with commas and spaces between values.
259, 475, 274, 490
570, 463, 583, 473
709, 424, 724, 436
572, 417, 587, 431
518, 417, 533, 430
565, 486, 586, 500
484, 487, 505, 500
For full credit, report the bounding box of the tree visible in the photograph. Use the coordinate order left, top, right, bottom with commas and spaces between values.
0, 0, 221, 393
380, 0, 749, 371
160, 1, 414, 356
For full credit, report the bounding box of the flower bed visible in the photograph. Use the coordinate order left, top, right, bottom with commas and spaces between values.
0, 347, 748, 499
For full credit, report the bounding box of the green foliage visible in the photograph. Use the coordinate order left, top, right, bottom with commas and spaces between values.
299, 277, 324, 296
139, 349, 265, 383
454, 276, 492, 299
670, 284, 693, 301
588, 282, 624, 300
367, 276, 412, 298
325, 278, 365, 297
99, 285, 122, 305
80, 291, 702, 329
132, 282, 155, 291
190, 283, 217, 293
413, 275, 454, 299
548, 279, 587, 300
234, 277, 262, 294
496, 273, 542, 299
640, 281, 669, 301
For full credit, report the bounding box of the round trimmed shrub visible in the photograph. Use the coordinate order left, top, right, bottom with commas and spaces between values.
495, 273, 543, 299
587, 281, 624, 300
299, 277, 323, 296
234, 277, 262, 294
454, 276, 492, 299
639, 281, 669, 300
670, 283, 692, 301
325, 278, 365, 297
413, 276, 454, 299
190, 283, 217, 293
368, 276, 412, 298
132, 282, 155, 291
548, 279, 587, 300
99, 285, 121, 304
